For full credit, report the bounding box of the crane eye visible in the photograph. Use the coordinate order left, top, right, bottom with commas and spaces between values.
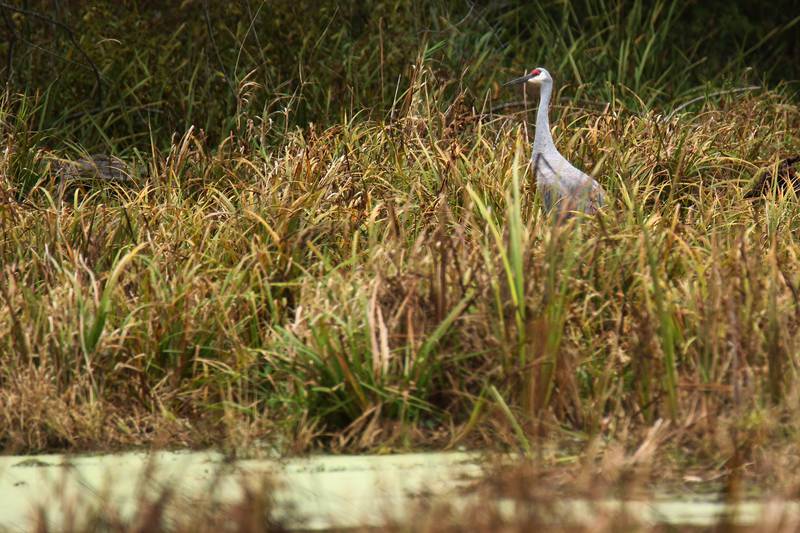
530, 69, 541, 76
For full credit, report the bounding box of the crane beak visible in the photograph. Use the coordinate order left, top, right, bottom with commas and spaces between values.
504, 73, 536, 86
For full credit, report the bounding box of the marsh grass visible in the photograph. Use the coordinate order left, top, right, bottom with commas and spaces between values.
0, 0, 800, 484
3, 77, 800, 458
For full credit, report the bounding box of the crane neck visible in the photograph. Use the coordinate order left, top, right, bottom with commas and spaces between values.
533, 79, 555, 154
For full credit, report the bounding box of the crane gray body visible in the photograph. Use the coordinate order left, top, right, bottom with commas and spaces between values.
507, 68, 606, 216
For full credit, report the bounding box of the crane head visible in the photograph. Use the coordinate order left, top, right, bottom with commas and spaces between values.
504, 67, 550, 87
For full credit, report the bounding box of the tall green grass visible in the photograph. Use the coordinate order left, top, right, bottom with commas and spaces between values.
2, 0, 797, 152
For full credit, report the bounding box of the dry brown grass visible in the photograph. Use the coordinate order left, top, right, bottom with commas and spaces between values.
1, 69, 800, 484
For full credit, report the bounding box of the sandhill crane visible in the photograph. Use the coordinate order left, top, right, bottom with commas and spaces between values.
505, 68, 606, 215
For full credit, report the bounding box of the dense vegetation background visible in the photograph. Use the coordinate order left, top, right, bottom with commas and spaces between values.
1, 0, 798, 150
2, 0, 800, 469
